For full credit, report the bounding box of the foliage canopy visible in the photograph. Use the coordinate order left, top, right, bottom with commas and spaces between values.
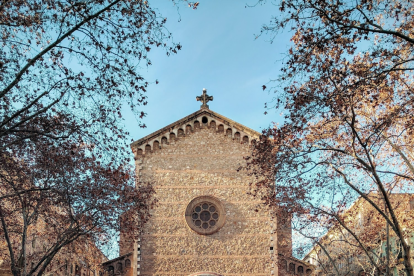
249, 0, 414, 275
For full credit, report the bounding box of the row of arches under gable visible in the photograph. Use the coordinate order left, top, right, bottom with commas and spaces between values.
135, 119, 257, 155
106, 259, 131, 275
280, 259, 312, 275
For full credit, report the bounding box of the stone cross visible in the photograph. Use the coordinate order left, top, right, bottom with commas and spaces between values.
196, 88, 213, 109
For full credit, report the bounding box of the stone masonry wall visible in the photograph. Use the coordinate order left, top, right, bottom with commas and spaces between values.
132, 122, 276, 276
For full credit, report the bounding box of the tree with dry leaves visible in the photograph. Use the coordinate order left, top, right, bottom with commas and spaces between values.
302, 194, 414, 276
0, 135, 155, 276
248, 0, 414, 275
0, 0, 198, 275
0, 0, 185, 151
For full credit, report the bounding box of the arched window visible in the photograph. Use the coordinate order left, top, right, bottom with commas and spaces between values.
170, 132, 176, 140
298, 266, 304, 274
242, 136, 249, 144
153, 141, 160, 151
125, 259, 131, 268
194, 121, 200, 129
289, 263, 295, 273
178, 128, 185, 137
280, 259, 287, 271
226, 128, 232, 138
234, 132, 240, 141
117, 263, 122, 272
186, 124, 192, 134
161, 137, 167, 144
210, 120, 216, 129
306, 269, 312, 275
145, 144, 151, 153
218, 124, 224, 133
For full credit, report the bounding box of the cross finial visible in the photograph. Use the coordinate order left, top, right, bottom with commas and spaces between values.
196, 88, 213, 109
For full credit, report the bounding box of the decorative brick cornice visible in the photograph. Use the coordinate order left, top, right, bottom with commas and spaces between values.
130, 109, 261, 157
131, 109, 260, 148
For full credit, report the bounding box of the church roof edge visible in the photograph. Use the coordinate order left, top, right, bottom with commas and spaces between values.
130, 109, 261, 148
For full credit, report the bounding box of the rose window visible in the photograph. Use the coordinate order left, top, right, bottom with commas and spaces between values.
191, 202, 219, 230
185, 196, 225, 235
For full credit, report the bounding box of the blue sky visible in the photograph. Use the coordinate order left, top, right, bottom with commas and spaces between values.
122, 0, 292, 140
104, 0, 296, 258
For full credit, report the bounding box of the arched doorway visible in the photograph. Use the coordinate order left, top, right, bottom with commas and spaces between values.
188, 273, 223, 276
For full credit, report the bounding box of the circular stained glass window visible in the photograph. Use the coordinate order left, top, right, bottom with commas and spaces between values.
185, 196, 226, 235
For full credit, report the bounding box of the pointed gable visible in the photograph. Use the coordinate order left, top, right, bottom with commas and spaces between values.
131, 108, 261, 157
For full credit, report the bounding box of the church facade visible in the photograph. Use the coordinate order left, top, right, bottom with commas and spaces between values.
102, 90, 312, 276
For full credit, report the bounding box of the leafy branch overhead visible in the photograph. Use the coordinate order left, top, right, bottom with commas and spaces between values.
0, 1, 189, 276
249, 0, 414, 275
0, 138, 155, 276
0, 0, 182, 153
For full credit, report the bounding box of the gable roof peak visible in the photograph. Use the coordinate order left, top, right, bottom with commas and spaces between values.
130, 108, 261, 155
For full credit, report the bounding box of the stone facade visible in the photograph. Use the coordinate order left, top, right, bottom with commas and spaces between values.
103, 107, 314, 276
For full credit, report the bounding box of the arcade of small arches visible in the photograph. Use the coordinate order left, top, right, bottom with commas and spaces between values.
280, 259, 312, 275
134, 115, 256, 156
105, 258, 131, 276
